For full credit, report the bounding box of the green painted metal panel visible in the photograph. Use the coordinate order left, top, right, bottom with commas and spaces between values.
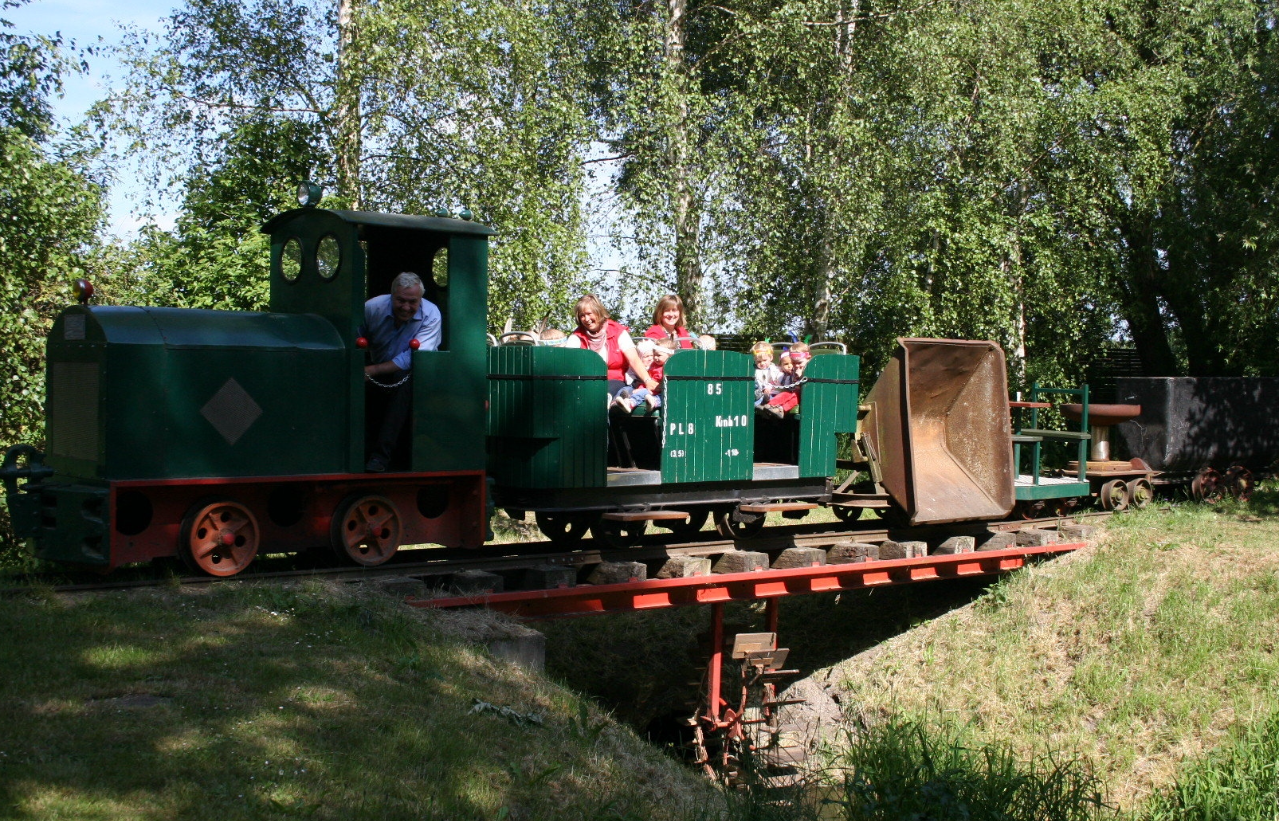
410, 235, 489, 472
1015, 482, 1091, 500
661, 351, 755, 484
267, 210, 366, 340
265, 209, 366, 471
45, 306, 346, 481
487, 346, 607, 488
796, 354, 861, 478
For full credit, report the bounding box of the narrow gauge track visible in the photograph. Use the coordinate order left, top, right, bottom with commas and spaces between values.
5, 510, 1111, 597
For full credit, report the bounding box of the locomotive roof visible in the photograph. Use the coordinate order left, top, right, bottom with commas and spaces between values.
261, 208, 495, 236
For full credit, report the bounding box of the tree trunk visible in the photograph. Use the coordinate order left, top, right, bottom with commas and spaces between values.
810, 213, 836, 340
336, 0, 362, 209
665, 0, 703, 327
1119, 214, 1180, 375
809, 1, 858, 340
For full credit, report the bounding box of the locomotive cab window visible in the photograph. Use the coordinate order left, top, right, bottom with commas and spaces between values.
280, 237, 302, 282
360, 228, 451, 352
316, 234, 341, 280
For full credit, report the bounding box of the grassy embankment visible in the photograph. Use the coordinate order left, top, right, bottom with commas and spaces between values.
540, 492, 1279, 819
0, 579, 744, 821
811, 492, 1279, 812
3, 496, 1279, 820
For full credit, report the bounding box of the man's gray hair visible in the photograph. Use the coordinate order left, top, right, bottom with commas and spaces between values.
391, 271, 424, 295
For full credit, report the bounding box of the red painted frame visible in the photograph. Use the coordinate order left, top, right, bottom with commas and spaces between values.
409, 542, 1084, 618
106, 470, 487, 569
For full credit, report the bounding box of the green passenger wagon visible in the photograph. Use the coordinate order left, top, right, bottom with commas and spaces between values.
486, 344, 861, 544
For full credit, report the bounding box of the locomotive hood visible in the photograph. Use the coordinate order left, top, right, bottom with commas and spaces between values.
45, 305, 347, 481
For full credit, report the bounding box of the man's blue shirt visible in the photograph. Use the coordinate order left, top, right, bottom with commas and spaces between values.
359, 293, 442, 371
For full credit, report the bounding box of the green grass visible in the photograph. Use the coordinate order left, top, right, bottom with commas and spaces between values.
813, 491, 1279, 811
0, 581, 726, 820
6, 494, 1279, 820
820, 714, 1112, 820
1142, 710, 1279, 821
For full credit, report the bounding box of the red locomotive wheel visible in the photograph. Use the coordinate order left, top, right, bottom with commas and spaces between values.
1128, 478, 1154, 509
331, 494, 402, 566
181, 500, 260, 577
1225, 465, 1255, 502
1191, 468, 1225, 504
1099, 480, 1129, 512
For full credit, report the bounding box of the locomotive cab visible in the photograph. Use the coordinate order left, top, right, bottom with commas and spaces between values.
262, 207, 493, 474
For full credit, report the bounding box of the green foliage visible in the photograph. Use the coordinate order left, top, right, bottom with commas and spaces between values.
0, 0, 79, 139
826, 715, 1113, 820
0, 19, 104, 446
136, 115, 322, 311
354, 0, 596, 331
1143, 711, 1279, 821
106, 0, 596, 332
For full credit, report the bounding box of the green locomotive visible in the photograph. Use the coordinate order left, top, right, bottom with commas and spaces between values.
3, 197, 1031, 576
3, 197, 491, 575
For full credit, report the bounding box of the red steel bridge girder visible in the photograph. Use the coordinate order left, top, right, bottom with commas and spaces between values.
407, 543, 1083, 619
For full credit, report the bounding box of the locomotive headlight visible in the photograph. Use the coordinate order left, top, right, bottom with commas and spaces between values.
297, 180, 323, 208
73, 278, 95, 304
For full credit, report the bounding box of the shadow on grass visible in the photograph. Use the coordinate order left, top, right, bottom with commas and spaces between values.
0, 583, 700, 821
541, 576, 998, 734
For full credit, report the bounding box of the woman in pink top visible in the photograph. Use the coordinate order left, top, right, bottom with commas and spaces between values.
643, 294, 695, 349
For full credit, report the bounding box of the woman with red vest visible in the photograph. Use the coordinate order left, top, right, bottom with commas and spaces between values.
643, 294, 696, 349
565, 294, 657, 398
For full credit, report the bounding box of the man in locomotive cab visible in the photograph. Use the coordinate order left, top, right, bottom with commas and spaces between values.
360, 271, 442, 472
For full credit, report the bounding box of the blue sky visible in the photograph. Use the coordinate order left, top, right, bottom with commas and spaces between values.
7, 0, 172, 123
7, 0, 174, 232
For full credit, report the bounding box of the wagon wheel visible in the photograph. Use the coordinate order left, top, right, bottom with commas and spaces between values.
1099, 480, 1129, 511
831, 505, 864, 524
1015, 499, 1046, 520
661, 508, 710, 535
1127, 477, 1154, 510
535, 511, 598, 546
714, 506, 766, 540
331, 494, 402, 566
1191, 468, 1225, 504
591, 517, 647, 549
1051, 497, 1079, 518
1225, 466, 1254, 502
877, 503, 911, 529
180, 500, 260, 577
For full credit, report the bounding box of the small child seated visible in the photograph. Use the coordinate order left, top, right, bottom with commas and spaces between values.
697, 334, 716, 351
539, 328, 566, 345
760, 346, 810, 417
613, 338, 668, 413
751, 341, 782, 405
